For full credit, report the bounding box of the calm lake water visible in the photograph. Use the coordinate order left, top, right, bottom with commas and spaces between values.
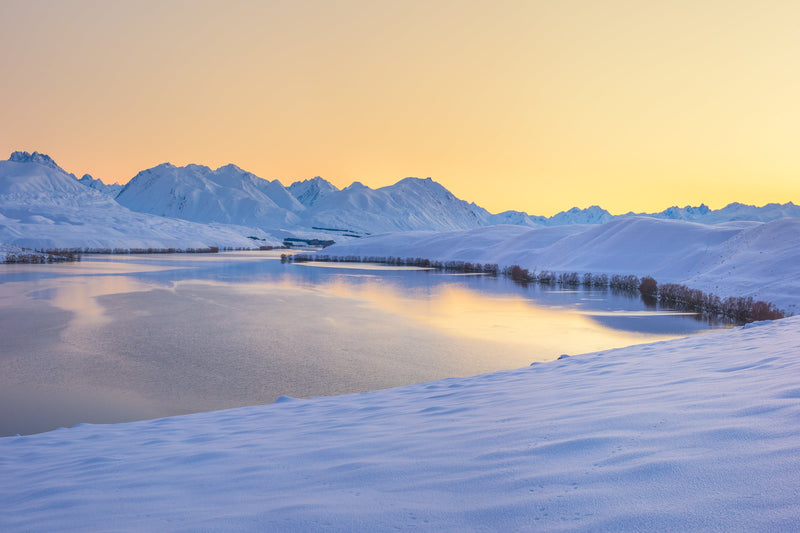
0, 250, 730, 436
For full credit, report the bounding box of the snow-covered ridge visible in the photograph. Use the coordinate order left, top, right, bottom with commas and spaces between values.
2, 316, 799, 531
320, 217, 800, 312
78, 174, 123, 198
287, 176, 339, 208
8, 150, 64, 171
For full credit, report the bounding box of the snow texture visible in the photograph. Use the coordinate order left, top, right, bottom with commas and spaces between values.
1, 317, 799, 531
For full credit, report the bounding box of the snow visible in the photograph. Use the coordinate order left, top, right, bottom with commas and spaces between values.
301, 176, 485, 234
77, 174, 123, 198
321, 217, 800, 312
116, 162, 304, 228
0, 155, 281, 252
3, 152, 799, 253
287, 176, 339, 208
1, 316, 799, 531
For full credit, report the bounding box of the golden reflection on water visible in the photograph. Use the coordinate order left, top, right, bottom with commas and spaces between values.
6, 253, 692, 362
304, 278, 686, 362
8, 275, 159, 328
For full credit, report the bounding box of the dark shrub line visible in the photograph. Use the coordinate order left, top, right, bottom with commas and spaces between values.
2, 245, 284, 264
282, 254, 787, 323
285, 253, 500, 274
3, 250, 81, 264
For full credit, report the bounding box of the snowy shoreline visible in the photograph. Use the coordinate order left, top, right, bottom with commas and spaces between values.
2, 317, 799, 531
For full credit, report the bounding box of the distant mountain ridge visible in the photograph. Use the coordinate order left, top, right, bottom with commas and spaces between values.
2, 152, 799, 250
0, 152, 279, 251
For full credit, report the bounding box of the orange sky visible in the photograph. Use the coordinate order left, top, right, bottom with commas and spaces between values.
2, 0, 798, 216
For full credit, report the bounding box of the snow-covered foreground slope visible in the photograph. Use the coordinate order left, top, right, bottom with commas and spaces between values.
2, 317, 799, 532
322, 217, 800, 313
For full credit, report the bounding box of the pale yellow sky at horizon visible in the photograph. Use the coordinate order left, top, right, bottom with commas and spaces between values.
1, 0, 798, 216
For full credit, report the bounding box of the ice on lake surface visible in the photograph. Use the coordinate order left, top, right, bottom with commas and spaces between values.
0, 250, 729, 436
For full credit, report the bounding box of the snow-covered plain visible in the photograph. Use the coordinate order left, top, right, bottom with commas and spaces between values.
2, 317, 799, 531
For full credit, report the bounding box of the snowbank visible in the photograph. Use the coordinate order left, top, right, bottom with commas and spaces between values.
2, 317, 799, 531
321, 217, 800, 312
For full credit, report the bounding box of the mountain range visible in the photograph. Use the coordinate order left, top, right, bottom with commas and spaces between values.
1, 151, 798, 252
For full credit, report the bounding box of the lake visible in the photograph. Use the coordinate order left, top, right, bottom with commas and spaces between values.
0, 250, 730, 436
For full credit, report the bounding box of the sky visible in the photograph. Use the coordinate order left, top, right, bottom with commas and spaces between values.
1, 0, 798, 216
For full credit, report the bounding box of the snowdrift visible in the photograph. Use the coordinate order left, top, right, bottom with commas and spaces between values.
2, 317, 799, 531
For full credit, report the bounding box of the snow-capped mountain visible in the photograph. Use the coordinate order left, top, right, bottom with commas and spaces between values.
628, 202, 800, 224
1, 151, 113, 207
2, 151, 799, 253
549, 205, 613, 225
0, 152, 278, 251
288, 176, 339, 208
116, 163, 303, 228
476, 205, 613, 228
301, 177, 484, 234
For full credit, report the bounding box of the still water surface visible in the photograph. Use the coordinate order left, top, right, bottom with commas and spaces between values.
0, 251, 729, 436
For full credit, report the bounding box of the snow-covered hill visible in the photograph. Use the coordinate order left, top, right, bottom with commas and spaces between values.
0, 152, 279, 251
2, 315, 798, 531
320, 217, 800, 312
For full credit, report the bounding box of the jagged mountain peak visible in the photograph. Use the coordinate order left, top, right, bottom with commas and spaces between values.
288, 176, 339, 209
9, 151, 61, 169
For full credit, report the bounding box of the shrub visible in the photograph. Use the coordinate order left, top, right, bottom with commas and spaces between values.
639, 276, 657, 297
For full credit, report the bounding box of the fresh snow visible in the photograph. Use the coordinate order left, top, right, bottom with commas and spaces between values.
1, 317, 799, 531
